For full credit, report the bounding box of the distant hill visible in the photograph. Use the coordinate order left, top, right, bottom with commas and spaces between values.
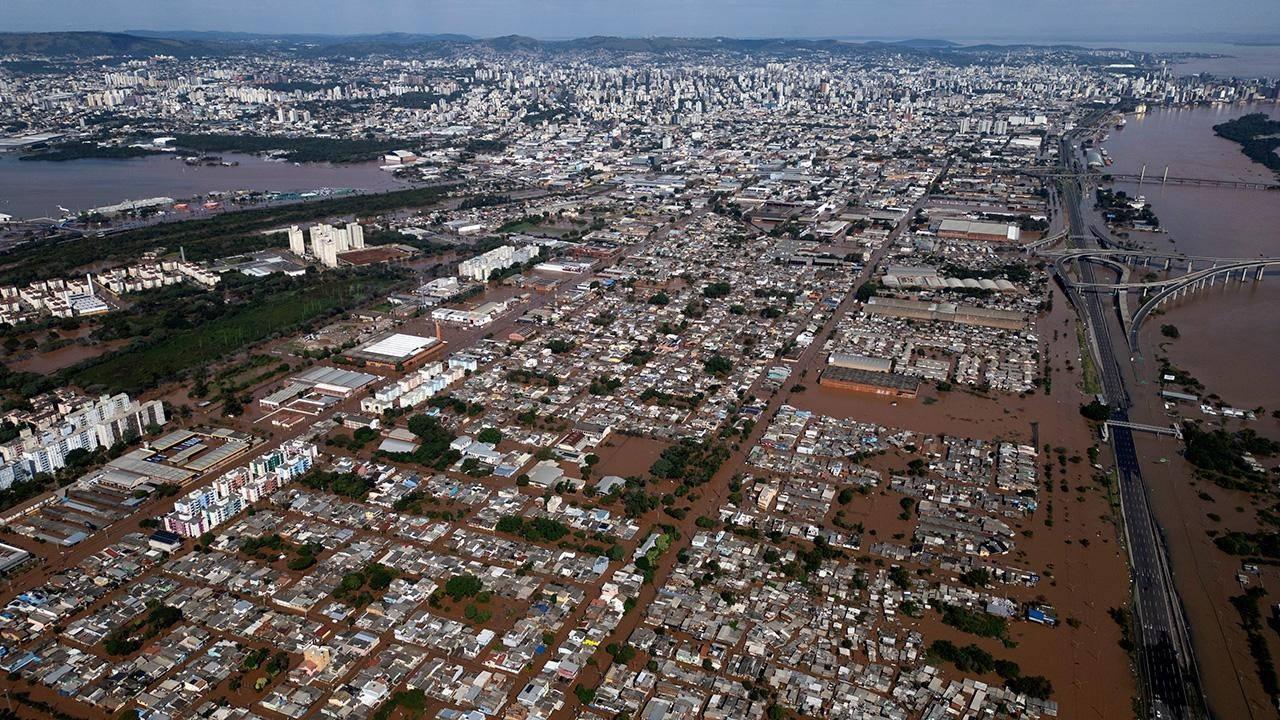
0, 31, 233, 57
0, 31, 1114, 61
125, 30, 475, 45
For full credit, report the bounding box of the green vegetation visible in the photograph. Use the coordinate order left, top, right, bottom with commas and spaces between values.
1183, 423, 1279, 487
928, 640, 1042, 694
334, 563, 399, 607
371, 689, 428, 720
650, 439, 730, 487
238, 533, 323, 571
703, 353, 733, 377
103, 603, 183, 656
1079, 400, 1110, 423
68, 270, 399, 394
1160, 324, 1180, 339
299, 470, 374, 500
1213, 531, 1280, 559
1076, 324, 1101, 395
1095, 188, 1159, 227
588, 375, 623, 396
170, 134, 415, 163
701, 281, 732, 299
495, 515, 571, 543
1229, 587, 1280, 702
20, 141, 161, 162
443, 574, 484, 602
380, 414, 460, 470
1213, 113, 1280, 175
940, 604, 1009, 641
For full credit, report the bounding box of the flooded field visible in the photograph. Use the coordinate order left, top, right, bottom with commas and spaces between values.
9, 339, 128, 374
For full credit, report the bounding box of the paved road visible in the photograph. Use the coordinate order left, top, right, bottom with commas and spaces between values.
1056, 137, 1205, 720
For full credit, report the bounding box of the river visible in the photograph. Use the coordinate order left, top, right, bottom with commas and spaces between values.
1101, 101, 1280, 408
0, 152, 407, 220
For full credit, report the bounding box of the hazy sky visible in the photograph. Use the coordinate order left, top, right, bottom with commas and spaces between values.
6, 0, 1278, 43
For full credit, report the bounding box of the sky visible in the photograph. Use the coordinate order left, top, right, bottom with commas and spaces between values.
6, 0, 1279, 44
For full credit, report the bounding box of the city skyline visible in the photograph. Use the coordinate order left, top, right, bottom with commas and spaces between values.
6, 0, 1280, 43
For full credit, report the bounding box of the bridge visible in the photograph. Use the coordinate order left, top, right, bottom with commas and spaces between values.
1018, 167, 1279, 191
1107, 420, 1183, 440
1128, 259, 1280, 351
1047, 247, 1280, 354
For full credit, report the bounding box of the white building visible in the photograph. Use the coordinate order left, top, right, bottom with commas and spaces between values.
0, 393, 166, 484
457, 245, 539, 282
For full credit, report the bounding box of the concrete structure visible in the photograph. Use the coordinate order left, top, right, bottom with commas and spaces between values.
305, 222, 367, 268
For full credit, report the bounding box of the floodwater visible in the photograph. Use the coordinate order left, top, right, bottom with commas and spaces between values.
1100, 103, 1280, 402
0, 152, 405, 220
1106, 102, 1280, 718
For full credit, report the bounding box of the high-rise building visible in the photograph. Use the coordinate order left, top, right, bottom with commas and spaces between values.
288, 225, 306, 256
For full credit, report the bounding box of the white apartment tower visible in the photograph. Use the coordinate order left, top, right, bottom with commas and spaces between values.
287, 225, 306, 256
305, 222, 366, 268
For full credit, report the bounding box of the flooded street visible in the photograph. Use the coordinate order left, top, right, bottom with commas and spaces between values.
0, 152, 406, 220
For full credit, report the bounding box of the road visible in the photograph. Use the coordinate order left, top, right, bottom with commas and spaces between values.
1056, 130, 1206, 720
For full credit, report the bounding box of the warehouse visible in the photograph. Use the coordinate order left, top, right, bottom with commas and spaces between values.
936, 218, 1021, 244
819, 365, 920, 398
290, 366, 379, 397
864, 296, 1028, 330
345, 332, 444, 368
828, 353, 894, 374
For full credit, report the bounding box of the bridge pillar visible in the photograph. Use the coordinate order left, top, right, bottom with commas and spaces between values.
1165, 258, 1171, 271
1259, 266, 1266, 281
1186, 261, 1193, 273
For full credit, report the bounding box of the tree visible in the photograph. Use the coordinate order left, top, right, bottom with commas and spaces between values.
703, 354, 733, 377
1160, 324, 1180, 339
444, 574, 483, 601
1079, 400, 1110, 422
477, 427, 502, 445
702, 281, 732, 299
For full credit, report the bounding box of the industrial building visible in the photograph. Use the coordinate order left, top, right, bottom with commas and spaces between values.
863, 296, 1029, 331
345, 332, 445, 368
936, 218, 1022, 244
818, 365, 920, 398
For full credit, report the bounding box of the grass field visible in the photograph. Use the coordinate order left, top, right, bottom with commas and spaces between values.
71, 273, 398, 393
